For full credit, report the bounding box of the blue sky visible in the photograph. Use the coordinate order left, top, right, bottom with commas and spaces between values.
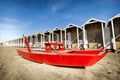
0, 0, 120, 42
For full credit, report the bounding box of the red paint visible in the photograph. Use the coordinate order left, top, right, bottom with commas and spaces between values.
45, 41, 64, 52
17, 48, 110, 67
24, 36, 31, 52
17, 36, 110, 67
45, 43, 51, 52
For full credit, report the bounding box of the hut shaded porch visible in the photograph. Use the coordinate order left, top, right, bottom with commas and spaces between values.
108, 16, 120, 49
36, 33, 43, 48
114, 18, 120, 49
65, 24, 83, 49
83, 19, 105, 49
52, 27, 64, 43
44, 31, 52, 43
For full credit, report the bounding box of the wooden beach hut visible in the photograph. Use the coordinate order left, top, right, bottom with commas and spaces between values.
107, 14, 120, 50
44, 30, 52, 43
36, 32, 44, 48
28, 35, 33, 47
82, 18, 106, 49
20, 37, 25, 48
27, 34, 39, 48
19, 38, 23, 47
52, 27, 64, 42
64, 24, 83, 49
31, 34, 37, 48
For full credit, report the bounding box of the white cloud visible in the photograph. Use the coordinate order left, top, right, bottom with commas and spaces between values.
0, 17, 20, 29
0, 17, 33, 41
0, 29, 20, 41
52, 14, 83, 22
51, 4, 60, 12
49, 0, 71, 12
0, 17, 18, 23
0, 23, 19, 29
0, 25, 22, 41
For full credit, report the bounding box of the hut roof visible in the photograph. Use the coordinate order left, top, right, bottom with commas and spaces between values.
44, 30, 52, 34
64, 23, 83, 30
27, 34, 37, 37
37, 32, 44, 35
53, 27, 63, 31
109, 13, 120, 21
107, 13, 120, 27
82, 18, 105, 27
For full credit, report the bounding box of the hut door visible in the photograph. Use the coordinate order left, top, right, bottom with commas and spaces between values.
67, 32, 71, 49
104, 27, 112, 49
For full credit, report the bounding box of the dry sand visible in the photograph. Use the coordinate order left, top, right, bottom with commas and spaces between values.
0, 46, 120, 80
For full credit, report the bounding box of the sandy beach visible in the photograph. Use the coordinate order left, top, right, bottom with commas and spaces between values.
0, 46, 120, 80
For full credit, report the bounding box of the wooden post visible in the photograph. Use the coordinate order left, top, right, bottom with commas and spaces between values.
20, 38, 22, 47
43, 34, 45, 47
40, 35, 42, 48
83, 26, 86, 49
61, 30, 63, 43
52, 31, 54, 42
30, 36, 33, 47
83, 26, 88, 49
65, 29, 66, 49
77, 27, 80, 50
21, 38, 23, 47
101, 23, 106, 48
49, 33, 51, 42
35, 35, 38, 47
111, 20, 116, 50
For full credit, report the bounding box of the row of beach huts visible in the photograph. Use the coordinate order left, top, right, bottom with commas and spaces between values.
1, 14, 120, 51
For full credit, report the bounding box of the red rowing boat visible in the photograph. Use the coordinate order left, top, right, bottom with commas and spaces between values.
17, 36, 110, 67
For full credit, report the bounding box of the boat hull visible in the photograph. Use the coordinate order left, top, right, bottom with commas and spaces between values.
17, 49, 110, 67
